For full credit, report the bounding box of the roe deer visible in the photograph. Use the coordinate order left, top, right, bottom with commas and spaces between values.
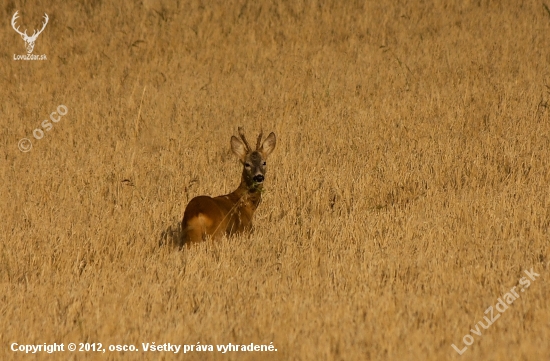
181, 127, 276, 246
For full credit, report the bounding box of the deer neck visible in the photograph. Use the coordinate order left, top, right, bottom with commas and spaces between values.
231, 175, 263, 210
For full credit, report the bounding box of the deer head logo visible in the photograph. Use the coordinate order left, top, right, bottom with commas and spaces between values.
11, 11, 49, 54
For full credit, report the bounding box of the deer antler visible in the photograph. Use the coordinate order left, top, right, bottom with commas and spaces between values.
11, 12, 48, 41
238, 127, 251, 151
11, 11, 28, 38
255, 130, 263, 150
28, 14, 49, 41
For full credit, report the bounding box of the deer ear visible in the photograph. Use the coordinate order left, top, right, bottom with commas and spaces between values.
231, 136, 247, 161
260, 132, 276, 157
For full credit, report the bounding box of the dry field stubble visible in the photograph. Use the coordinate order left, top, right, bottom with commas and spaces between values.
1, 0, 550, 360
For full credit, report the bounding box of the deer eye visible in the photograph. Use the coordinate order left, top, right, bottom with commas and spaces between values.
244, 163, 251, 168
262, 161, 267, 166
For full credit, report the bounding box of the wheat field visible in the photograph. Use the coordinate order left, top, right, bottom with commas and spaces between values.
1, 0, 549, 360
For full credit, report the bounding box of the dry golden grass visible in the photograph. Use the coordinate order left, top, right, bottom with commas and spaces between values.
1, 0, 550, 360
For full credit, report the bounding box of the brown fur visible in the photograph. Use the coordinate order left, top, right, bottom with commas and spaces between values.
181, 127, 276, 247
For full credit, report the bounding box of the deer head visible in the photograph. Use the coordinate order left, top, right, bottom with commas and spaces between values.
11, 11, 49, 54
230, 127, 276, 190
